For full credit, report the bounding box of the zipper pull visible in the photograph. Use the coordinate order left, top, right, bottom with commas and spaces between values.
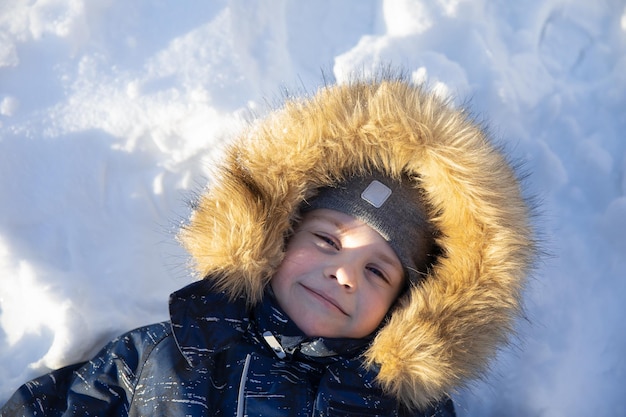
262, 331, 287, 359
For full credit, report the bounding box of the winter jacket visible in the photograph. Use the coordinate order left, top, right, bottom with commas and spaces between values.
2, 74, 536, 414
0, 280, 455, 416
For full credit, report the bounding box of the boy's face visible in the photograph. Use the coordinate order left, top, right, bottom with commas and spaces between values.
271, 209, 405, 339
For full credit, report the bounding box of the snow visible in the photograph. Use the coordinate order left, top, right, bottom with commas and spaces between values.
1, 0, 625, 415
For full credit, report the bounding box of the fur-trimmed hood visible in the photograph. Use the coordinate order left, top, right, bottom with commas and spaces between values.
179, 75, 536, 410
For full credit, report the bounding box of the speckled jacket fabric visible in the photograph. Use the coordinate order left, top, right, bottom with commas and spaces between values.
0, 280, 454, 416
1, 74, 536, 415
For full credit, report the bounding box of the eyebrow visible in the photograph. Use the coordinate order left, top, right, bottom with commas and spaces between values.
307, 213, 354, 236
308, 213, 348, 233
376, 252, 402, 270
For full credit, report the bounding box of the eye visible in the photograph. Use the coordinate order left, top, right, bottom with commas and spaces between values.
313, 233, 340, 251
366, 266, 390, 284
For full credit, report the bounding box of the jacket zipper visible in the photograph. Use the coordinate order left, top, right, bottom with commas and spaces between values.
262, 331, 287, 359
236, 353, 252, 417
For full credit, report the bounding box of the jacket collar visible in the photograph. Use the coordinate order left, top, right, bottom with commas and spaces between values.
252, 287, 372, 361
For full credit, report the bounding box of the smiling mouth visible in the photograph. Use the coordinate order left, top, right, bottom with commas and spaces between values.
301, 285, 349, 316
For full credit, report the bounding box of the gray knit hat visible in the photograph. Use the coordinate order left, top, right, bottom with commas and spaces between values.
302, 172, 436, 284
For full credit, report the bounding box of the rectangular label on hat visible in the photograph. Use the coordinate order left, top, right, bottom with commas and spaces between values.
361, 180, 392, 208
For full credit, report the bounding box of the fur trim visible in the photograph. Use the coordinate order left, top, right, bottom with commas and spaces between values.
178, 75, 536, 410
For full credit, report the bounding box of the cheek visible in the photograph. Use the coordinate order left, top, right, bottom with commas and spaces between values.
277, 239, 320, 274
361, 288, 397, 322
271, 258, 294, 292
270, 263, 294, 315
271, 244, 312, 291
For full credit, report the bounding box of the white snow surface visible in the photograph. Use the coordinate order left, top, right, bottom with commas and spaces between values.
1, 1, 625, 415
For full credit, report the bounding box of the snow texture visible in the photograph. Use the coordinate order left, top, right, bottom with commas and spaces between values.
1, 1, 625, 415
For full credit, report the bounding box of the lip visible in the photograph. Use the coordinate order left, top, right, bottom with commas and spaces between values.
301, 284, 349, 316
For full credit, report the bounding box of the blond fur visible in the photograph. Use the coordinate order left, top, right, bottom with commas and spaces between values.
178, 76, 536, 410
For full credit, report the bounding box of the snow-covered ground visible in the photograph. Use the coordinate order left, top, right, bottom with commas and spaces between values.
1, 1, 625, 415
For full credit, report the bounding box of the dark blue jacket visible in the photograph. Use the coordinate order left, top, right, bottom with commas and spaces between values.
1, 280, 455, 416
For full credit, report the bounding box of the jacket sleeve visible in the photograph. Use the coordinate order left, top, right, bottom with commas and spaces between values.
0, 322, 170, 417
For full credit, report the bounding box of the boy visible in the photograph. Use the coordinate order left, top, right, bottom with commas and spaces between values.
1, 73, 536, 416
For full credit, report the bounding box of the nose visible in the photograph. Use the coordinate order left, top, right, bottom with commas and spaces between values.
327, 263, 358, 290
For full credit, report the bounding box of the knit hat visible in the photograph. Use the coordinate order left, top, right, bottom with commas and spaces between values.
302, 172, 436, 284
